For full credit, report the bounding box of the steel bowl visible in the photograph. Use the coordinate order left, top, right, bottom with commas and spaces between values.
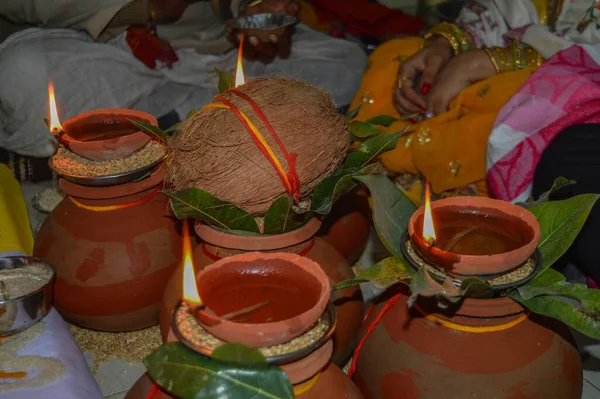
231, 13, 298, 41
0, 257, 55, 336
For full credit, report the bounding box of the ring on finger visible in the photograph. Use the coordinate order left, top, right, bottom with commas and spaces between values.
397, 76, 410, 88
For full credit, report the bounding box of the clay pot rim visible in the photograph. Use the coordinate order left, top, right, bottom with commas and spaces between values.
195, 218, 322, 251
408, 197, 541, 276
193, 252, 331, 347
62, 108, 158, 140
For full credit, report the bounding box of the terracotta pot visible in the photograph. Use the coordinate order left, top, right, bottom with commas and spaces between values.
319, 187, 372, 266
408, 197, 541, 276
61, 109, 156, 161
159, 218, 364, 366
34, 164, 182, 331
192, 252, 330, 347
352, 286, 583, 399
128, 319, 363, 399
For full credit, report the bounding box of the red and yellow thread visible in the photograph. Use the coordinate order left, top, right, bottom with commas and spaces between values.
68, 186, 161, 212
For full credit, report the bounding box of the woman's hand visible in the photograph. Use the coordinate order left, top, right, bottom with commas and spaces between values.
228, 0, 300, 62
394, 37, 454, 115
426, 49, 497, 115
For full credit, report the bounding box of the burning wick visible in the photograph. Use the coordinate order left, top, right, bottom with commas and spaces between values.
48, 82, 63, 136
422, 180, 437, 248
235, 33, 246, 87
181, 219, 202, 308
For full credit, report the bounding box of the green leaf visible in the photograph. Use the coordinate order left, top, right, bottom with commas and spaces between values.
130, 120, 168, 143
310, 130, 405, 215
215, 68, 235, 93
516, 268, 600, 311
144, 343, 294, 399
354, 174, 416, 258
407, 268, 492, 307
399, 112, 419, 121
528, 194, 600, 271
509, 288, 600, 339
187, 109, 198, 119
165, 188, 260, 233
345, 106, 361, 120
367, 115, 398, 127
164, 123, 181, 134
263, 197, 312, 234
349, 121, 382, 141
211, 343, 267, 366
335, 257, 414, 290
520, 177, 576, 207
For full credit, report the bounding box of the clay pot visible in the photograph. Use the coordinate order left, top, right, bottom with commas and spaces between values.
126, 344, 363, 399
193, 252, 330, 347
352, 286, 583, 399
61, 109, 156, 161
408, 197, 540, 276
159, 218, 364, 366
34, 164, 182, 331
319, 187, 372, 266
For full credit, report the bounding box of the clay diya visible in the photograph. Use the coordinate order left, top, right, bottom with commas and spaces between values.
183, 252, 330, 347
59, 109, 157, 162
0, 257, 55, 336
407, 189, 540, 277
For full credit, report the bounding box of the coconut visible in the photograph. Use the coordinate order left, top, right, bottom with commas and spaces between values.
166, 76, 351, 215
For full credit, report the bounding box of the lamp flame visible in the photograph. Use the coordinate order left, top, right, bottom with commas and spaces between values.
422, 180, 437, 244
48, 82, 62, 134
235, 34, 245, 87
182, 219, 201, 306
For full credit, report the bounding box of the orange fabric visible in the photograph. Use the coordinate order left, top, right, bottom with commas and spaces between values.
298, 0, 334, 33
349, 38, 535, 196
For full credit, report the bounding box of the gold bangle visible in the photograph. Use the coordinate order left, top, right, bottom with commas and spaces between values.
523, 46, 545, 68
511, 39, 527, 70
422, 22, 474, 55
494, 47, 513, 72
483, 47, 501, 74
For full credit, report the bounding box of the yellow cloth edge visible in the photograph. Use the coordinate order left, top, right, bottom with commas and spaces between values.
0, 165, 33, 255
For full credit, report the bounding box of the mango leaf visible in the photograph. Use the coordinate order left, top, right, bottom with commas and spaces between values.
187, 109, 198, 119
164, 123, 181, 134
263, 197, 312, 234
310, 130, 405, 214
130, 120, 168, 143
509, 287, 600, 339
355, 174, 416, 258
345, 106, 361, 120
144, 343, 294, 399
335, 257, 414, 291
519, 177, 576, 207
528, 194, 599, 272
515, 268, 600, 311
408, 268, 492, 307
215, 68, 234, 93
367, 115, 398, 127
349, 121, 382, 140
211, 343, 267, 366
165, 188, 260, 233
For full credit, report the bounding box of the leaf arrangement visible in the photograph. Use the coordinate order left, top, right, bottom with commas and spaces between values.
335, 176, 600, 339
144, 342, 294, 399
133, 69, 410, 235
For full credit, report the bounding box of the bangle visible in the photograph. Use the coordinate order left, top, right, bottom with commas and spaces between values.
511, 39, 527, 70
483, 47, 501, 74
494, 47, 513, 72
523, 45, 545, 68
422, 22, 474, 55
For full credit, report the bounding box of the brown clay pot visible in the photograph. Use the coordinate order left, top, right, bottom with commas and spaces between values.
34, 164, 182, 331
409, 197, 541, 276
159, 218, 364, 366
319, 187, 372, 266
193, 252, 330, 347
61, 109, 156, 161
352, 286, 583, 399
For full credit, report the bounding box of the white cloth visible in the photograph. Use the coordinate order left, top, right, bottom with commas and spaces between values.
0, 23, 366, 157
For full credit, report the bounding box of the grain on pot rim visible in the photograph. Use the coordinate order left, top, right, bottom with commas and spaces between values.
51, 140, 165, 177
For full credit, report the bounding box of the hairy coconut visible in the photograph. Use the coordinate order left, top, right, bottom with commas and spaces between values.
166, 76, 351, 215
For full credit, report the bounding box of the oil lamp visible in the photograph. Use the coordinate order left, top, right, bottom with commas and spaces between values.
404, 181, 542, 283
235, 34, 246, 87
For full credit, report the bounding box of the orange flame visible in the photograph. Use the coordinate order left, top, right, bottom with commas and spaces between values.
422, 180, 436, 244
182, 219, 201, 306
235, 34, 245, 87
48, 82, 62, 134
